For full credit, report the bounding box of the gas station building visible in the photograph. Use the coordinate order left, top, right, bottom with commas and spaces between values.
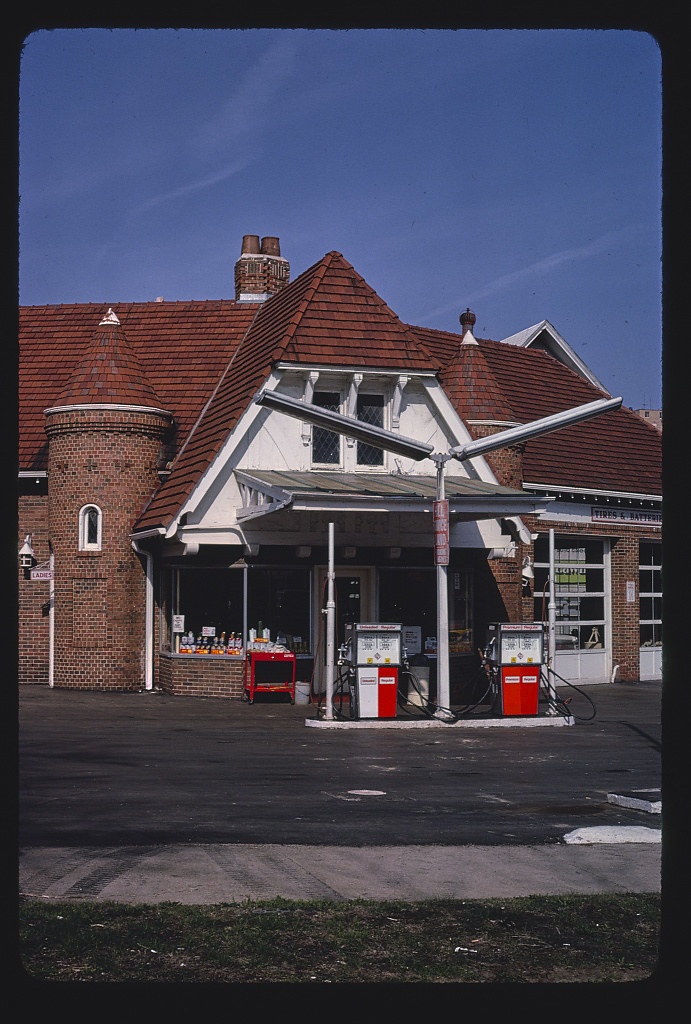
18, 236, 662, 710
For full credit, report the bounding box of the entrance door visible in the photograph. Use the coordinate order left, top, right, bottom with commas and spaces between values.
314, 567, 374, 691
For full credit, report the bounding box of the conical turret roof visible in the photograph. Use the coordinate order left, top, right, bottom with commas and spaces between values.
52, 308, 166, 410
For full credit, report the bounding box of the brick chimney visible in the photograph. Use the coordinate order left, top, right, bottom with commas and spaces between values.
234, 234, 290, 301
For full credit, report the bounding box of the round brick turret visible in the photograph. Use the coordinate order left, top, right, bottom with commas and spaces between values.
44, 310, 172, 690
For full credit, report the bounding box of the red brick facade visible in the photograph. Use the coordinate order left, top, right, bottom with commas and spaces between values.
158, 654, 245, 698
44, 406, 169, 690
17, 489, 50, 685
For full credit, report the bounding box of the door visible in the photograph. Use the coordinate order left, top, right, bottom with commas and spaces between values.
314, 567, 374, 692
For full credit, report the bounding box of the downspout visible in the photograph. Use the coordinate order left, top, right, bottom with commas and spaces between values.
48, 543, 54, 687
131, 539, 154, 691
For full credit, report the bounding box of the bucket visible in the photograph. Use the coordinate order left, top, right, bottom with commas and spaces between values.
295, 681, 311, 705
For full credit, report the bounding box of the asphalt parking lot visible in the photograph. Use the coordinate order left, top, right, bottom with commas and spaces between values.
17, 680, 665, 903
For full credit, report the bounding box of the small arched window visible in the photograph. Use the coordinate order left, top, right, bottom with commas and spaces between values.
79, 504, 102, 551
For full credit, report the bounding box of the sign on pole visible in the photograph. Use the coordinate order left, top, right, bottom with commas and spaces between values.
433, 499, 449, 565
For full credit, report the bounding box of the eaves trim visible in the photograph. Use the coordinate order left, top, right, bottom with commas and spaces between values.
44, 402, 173, 418
523, 482, 662, 503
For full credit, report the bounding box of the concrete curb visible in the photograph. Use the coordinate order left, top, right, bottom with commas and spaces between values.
607, 790, 662, 814
306, 714, 575, 729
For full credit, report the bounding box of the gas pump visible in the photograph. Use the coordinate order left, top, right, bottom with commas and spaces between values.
343, 623, 402, 720
487, 622, 545, 716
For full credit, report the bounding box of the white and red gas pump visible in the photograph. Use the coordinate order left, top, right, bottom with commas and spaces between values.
488, 622, 545, 716
344, 623, 402, 720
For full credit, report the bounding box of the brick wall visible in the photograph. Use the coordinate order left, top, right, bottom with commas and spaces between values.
44, 405, 169, 691
18, 488, 51, 684
609, 533, 641, 681
159, 653, 245, 698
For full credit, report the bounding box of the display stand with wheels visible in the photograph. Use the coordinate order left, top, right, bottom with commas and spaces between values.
243, 649, 296, 704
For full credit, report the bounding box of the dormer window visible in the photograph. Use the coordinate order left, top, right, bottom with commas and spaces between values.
79, 504, 102, 551
356, 394, 384, 466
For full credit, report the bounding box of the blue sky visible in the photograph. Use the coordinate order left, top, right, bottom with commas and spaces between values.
18, 28, 662, 409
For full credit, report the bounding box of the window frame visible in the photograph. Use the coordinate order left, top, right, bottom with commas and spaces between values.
639, 540, 662, 649
78, 503, 102, 551
355, 392, 385, 467
533, 534, 608, 651
311, 389, 342, 467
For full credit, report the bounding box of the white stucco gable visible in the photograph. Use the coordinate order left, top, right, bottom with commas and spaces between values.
170, 363, 541, 550
501, 320, 607, 393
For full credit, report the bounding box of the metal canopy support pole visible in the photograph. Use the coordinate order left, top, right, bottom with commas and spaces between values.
434, 455, 452, 720
243, 562, 248, 652
325, 522, 336, 720
48, 545, 54, 688
546, 527, 558, 711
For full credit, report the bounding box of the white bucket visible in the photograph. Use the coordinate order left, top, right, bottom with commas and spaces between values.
407, 669, 429, 707
295, 681, 311, 705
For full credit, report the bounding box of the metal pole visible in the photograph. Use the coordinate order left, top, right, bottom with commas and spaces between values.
48, 545, 54, 688
325, 522, 336, 720
435, 457, 452, 719
546, 528, 558, 710
243, 562, 248, 653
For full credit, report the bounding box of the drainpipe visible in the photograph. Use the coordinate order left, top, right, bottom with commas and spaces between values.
48, 544, 54, 687
131, 540, 154, 691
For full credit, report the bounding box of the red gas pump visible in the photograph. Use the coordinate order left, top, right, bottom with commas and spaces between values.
344, 623, 401, 720
488, 622, 545, 716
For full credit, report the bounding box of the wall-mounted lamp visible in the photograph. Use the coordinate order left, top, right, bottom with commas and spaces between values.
296, 545, 312, 558
521, 556, 534, 595
521, 556, 534, 581
19, 534, 35, 571
388, 546, 402, 559
342, 546, 357, 559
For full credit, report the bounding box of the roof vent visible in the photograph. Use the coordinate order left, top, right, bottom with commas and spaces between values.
241, 234, 261, 254
260, 236, 281, 256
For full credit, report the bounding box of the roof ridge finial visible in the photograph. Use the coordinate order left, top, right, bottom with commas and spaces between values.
100, 308, 120, 326
460, 307, 477, 344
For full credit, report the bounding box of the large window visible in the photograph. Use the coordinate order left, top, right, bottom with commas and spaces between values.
533, 535, 607, 651
356, 393, 384, 466
246, 567, 312, 653
379, 567, 473, 654
639, 541, 662, 649
312, 391, 341, 465
162, 566, 312, 654
165, 567, 245, 649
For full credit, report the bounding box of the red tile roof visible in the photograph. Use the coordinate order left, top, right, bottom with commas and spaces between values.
19, 250, 662, 537
133, 252, 441, 532
19, 300, 259, 473
437, 331, 518, 423
412, 325, 662, 496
